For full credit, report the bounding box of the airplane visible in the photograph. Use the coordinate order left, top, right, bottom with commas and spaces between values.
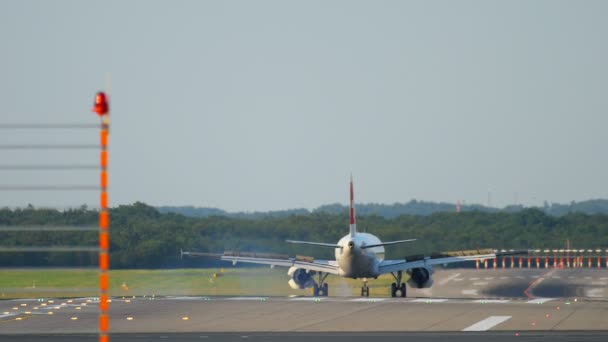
184, 177, 502, 297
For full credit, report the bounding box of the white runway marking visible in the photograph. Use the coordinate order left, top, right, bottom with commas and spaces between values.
461, 289, 478, 296
439, 273, 462, 286
484, 277, 494, 280
469, 277, 480, 281
473, 299, 510, 303
454, 278, 464, 282
591, 281, 608, 286
551, 276, 561, 279
585, 276, 592, 280
499, 276, 509, 280
226, 297, 268, 301
462, 316, 511, 331
526, 298, 555, 304
0, 313, 16, 319
168, 296, 210, 300
349, 298, 386, 302
531, 275, 540, 279
289, 297, 326, 302
600, 277, 608, 280
473, 282, 488, 286
410, 298, 447, 303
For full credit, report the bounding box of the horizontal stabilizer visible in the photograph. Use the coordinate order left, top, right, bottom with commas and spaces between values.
286, 240, 341, 248
361, 239, 417, 249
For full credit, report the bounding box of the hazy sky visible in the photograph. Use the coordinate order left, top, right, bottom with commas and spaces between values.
1, 1, 607, 211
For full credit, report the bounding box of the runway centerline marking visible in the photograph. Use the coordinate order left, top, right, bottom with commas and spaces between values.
289, 297, 326, 302
410, 298, 447, 303
473, 299, 510, 303
349, 298, 386, 302
226, 297, 268, 301
462, 316, 511, 331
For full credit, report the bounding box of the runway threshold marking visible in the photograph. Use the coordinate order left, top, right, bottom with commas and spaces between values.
526, 298, 555, 304
462, 316, 511, 331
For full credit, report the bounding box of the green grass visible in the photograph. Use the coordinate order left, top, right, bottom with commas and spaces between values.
0, 268, 407, 299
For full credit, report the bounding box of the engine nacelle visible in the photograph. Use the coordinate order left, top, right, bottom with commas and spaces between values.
406, 267, 434, 288
287, 267, 316, 290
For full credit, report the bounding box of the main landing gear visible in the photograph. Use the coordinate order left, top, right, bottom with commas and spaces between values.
390, 270, 406, 298
313, 272, 329, 297
361, 279, 370, 297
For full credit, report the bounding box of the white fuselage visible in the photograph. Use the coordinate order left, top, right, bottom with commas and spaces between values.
334, 233, 385, 279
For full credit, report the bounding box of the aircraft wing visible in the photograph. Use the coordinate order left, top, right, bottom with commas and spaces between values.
379, 253, 498, 274
182, 249, 340, 274
221, 255, 340, 274
378, 249, 529, 273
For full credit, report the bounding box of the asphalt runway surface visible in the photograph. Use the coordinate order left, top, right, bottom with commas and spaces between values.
1, 268, 608, 341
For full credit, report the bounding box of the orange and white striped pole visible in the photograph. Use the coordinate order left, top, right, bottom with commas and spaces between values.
94, 92, 110, 342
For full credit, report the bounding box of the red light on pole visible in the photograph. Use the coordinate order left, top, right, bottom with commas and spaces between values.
93, 92, 109, 116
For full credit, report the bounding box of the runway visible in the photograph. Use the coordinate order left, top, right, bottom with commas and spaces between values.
1, 268, 607, 340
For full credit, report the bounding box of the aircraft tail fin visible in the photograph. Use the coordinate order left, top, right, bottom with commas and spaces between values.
349, 175, 357, 237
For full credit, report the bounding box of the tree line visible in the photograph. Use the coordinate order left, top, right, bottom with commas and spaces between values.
158, 198, 608, 219
1, 202, 608, 268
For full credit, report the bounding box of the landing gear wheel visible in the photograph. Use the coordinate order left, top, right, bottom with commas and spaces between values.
390, 271, 406, 298
313, 272, 329, 297
361, 283, 370, 297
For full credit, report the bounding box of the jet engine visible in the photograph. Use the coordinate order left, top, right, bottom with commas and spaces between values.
406, 267, 434, 288
287, 267, 316, 290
